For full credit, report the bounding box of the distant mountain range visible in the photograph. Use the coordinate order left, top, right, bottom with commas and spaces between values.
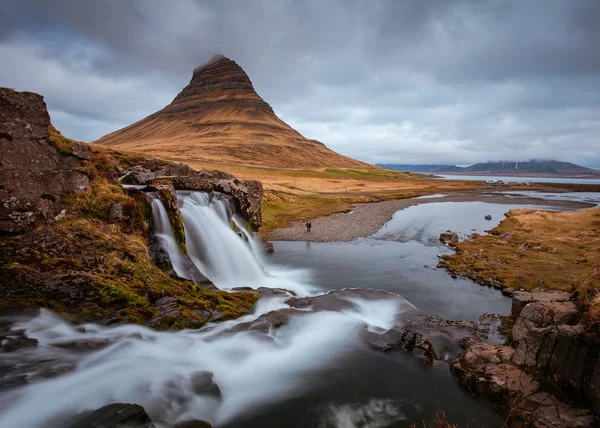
379, 160, 600, 178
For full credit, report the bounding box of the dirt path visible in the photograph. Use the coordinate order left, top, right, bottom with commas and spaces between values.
267, 192, 594, 242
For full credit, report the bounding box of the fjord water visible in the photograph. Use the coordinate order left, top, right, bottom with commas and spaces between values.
0, 194, 535, 428
437, 174, 600, 184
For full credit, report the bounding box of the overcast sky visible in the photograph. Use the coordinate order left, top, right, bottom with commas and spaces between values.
1, 0, 599, 167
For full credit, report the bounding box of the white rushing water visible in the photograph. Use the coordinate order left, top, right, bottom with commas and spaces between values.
175, 191, 314, 296
0, 295, 402, 427
150, 195, 193, 280
2, 190, 390, 427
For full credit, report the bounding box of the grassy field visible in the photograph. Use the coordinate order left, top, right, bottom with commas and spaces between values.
442, 207, 600, 325
181, 159, 481, 233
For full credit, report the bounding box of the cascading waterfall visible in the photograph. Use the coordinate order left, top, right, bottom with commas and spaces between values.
149, 194, 193, 280
177, 191, 265, 287
147, 190, 313, 296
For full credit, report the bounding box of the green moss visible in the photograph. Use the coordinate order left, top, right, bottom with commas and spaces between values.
47, 124, 73, 155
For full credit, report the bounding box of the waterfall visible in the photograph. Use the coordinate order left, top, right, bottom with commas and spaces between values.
149, 195, 192, 280
177, 191, 266, 288
149, 190, 314, 295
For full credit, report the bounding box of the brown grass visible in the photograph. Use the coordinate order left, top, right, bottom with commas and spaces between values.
443, 207, 600, 321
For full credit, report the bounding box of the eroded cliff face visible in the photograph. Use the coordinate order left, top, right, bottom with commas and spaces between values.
0, 89, 91, 233
0, 88, 259, 328
452, 290, 599, 427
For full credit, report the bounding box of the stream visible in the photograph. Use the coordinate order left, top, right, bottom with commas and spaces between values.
0, 192, 592, 427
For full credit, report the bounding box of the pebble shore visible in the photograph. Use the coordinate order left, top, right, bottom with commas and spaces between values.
268, 193, 593, 242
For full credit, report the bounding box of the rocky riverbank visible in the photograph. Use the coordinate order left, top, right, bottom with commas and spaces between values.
453, 289, 598, 427
0, 88, 262, 328
268, 193, 593, 242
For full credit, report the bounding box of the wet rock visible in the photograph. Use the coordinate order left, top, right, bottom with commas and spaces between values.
66, 403, 154, 428
173, 421, 213, 428
0, 332, 38, 352
231, 289, 477, 365
501, 287, 514, 297
231, 286, 294, 298
485, 215, 492, 220
261, 238, 275, 253
155, 296, 180, 317
439, 230, 458, 244
149, 235, 175, 274
0, 88, 90, 233
148, 296, 181, 327
190, 370, 222, 399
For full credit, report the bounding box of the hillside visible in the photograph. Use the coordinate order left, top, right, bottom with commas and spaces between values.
439, 160, 600, 178
94, 55, 369, 169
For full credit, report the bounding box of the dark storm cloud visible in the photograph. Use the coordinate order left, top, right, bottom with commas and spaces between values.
1, 0, 599, 166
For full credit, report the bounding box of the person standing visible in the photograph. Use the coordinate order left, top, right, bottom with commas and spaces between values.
305, 220, 312, 233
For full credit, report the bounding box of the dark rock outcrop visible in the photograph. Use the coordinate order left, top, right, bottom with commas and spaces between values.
0, 89, 91, 233
66, 403, 154, 428
452, 290, 598, 427
231, 288, 479, 366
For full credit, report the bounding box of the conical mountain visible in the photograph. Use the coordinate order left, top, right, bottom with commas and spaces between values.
94, 55, 369, 169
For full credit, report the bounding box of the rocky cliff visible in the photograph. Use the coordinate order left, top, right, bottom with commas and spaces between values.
0, 88, 260, 328
94, 55, 369, 169
453, 290, 599, 427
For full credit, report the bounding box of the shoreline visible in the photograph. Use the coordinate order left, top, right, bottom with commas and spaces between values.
267, 191, 595, 242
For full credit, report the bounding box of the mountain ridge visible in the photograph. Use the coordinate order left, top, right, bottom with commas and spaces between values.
94, 56, 369, 169
380, 160, 600, 178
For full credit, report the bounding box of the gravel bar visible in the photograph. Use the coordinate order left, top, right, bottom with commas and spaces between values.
267, 193, 594, 242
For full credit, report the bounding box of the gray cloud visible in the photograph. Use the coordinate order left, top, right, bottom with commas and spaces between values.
1, 0, 599, 167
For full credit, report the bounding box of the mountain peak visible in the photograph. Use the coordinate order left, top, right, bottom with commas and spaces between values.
170, 55, 270, 113
94, 58, 367, 169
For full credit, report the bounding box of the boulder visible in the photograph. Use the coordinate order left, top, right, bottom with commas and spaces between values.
439, 230, 459, 244
0, 89, 91, 233
485, 215, 492, 220
122, 165, 156, 185
190, 370, 222, 399
171, 171, 216, 193
66, 403, 154, 428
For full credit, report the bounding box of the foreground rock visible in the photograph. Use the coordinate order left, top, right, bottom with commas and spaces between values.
439, 230, 459, 244
452, 290, 598, 427
66, 403, 213, 428
66, 403, 154, 428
